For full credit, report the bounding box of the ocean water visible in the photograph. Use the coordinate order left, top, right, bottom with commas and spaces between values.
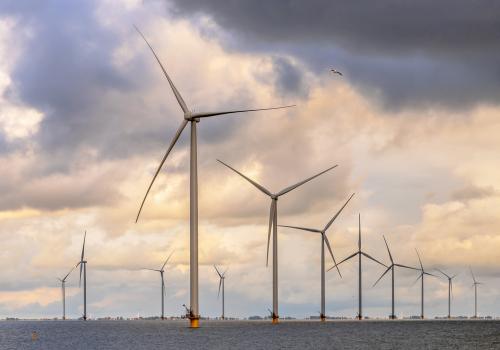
0, 319, 499, 350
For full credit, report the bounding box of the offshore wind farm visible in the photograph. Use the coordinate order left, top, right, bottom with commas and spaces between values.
0, 0, 499, 349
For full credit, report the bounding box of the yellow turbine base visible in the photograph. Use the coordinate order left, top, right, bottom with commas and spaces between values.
272, 317, 279, 324
190, 318, 199, 328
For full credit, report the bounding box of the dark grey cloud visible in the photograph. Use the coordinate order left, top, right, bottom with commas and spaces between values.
452, 184, 497, 202
168, 0, 500, 109
2, 1, 150, 161
0, 0, 264, 160
271, 57, 309, 99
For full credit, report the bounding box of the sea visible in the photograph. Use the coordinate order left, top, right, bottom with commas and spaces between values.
0, 319, 499, 349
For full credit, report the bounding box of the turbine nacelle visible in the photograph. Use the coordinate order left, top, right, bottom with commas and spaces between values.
183, 111, 199, 122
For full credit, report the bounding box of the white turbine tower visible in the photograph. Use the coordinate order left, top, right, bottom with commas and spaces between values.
141, 251, 174, 320
436, 268, 458, 319
76, 231, 87, 320
327, 215, 386, 320
133, 27, 294, 328
372, 235, 419, 319
278, 193, 355, 321
214, 265, 227, 320
218, 159, 337, 324
470, 267, 483, 318
57, 265, 77, 320
413, 249, 437, 319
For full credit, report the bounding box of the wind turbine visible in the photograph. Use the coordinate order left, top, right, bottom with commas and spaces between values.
76, 231, 87, 320
141, 251, 174, 320
436, 268, 458, 319
470, 267, 482, 318
57, 264, 77, 320
214, 265, 227, 320
218, 159, 337, 324
278, 193, 355, 321
372, 235, 419, 319
413, 249, 437, 319
327, 214, 386, 320
133, 26, 294, 328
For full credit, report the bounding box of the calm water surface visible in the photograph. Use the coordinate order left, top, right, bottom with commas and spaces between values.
0, 320, 499, 349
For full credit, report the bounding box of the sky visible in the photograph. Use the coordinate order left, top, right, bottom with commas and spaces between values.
0, 0, 499, 319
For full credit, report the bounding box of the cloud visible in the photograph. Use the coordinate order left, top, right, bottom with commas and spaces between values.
168, 0, 500, 109
451, 184, 497, 202
0, 0, 499, 319
0, 287, 64, 310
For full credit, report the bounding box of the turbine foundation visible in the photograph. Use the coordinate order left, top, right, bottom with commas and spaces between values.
190, 317, 199, 328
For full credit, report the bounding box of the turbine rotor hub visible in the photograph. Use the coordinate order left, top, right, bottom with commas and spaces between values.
183, 112, 200, 122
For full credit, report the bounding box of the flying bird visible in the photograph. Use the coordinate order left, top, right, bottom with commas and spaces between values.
331, 69, 343, 76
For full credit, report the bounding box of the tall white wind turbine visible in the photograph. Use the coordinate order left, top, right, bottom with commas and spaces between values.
278, 193, 355, 321
436, 268, 458, 319
141, 251, 174, 320
327, 215, 386, 320
372, 235, 419, 319
57, 264, 77, 320
214, 265, 227, 320
133, 27, 294, 328
470, 267, 483, 318
413, 249, 437, 319
76, 231, 87, 320
218, 159, 337, 323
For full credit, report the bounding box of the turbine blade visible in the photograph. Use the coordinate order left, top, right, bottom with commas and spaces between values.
323, 193, 355, 232
361, 252, 387, 268
277, 165, 338, 197
134, 25, 189, 113
382, 235, 394, 264
81, 231, 86, 261
162, 277, 166, 297
277, 225, 321, 233
394, 263, 420, 271
266, 200, 276, 267
214, 265, 222, 277
424, 271, 438, 278
161, 250, 175, 270
327, 252, 357, 272
190, 105, 295, 119
63, 264, 77, 281
415, 249, 424, 270
372, 266, 392, 287
140, 268, 159, 272
79, 262, 83, 288
217, 159, 272, 196
435, 268, 450, 279
358, 214, 361, 250
218, 279, 222, 299
136, 119, 188, 222
411, 274, 422, 287
222, 268, 228, 277
469, 266, 477, 283
324, 234, 341, 278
